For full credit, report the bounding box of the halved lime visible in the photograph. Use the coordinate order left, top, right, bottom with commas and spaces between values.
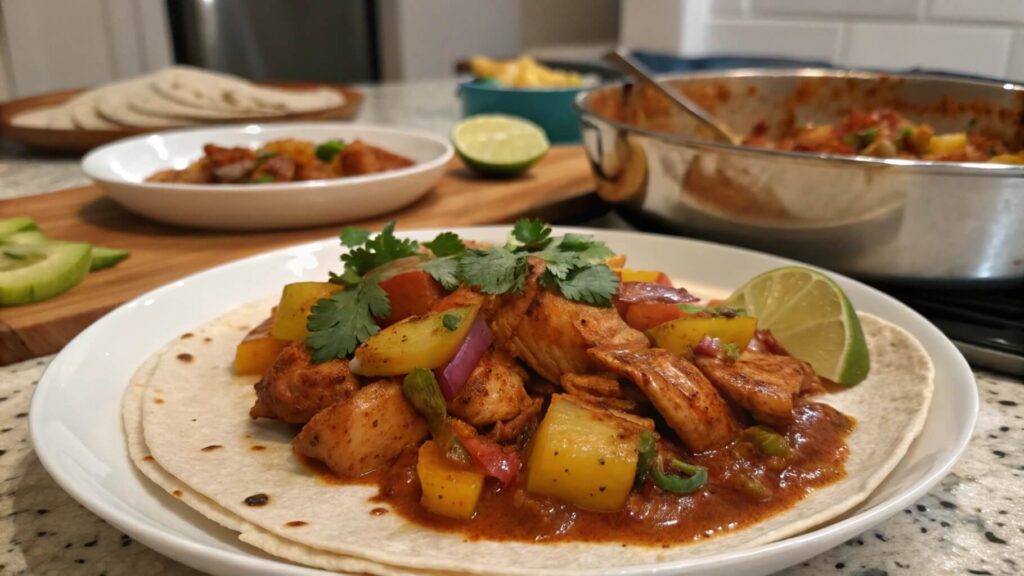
452, 115, 549, 177
724, 266, 870, 386
0, 243, 92, 306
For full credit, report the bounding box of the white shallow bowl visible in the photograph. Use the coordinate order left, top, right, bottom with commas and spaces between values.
81, 123, 453, 230
30, 228, 976, 576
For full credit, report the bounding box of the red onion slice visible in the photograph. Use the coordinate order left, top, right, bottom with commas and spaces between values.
617, 281, 699, 304
436, 316, 494, 401
693, 336, 721, 357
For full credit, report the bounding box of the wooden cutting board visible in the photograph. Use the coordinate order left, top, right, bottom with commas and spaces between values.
0, 146, 601, 365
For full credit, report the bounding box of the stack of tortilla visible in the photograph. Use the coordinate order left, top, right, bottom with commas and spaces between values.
123, 298, 934, 575
11, 66, 345, 130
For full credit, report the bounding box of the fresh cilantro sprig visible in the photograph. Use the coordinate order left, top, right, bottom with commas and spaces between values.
306, 219, 620, 363
306, 278, 390, 362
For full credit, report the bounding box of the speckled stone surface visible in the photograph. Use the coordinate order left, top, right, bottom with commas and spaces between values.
2, 79, 1023, 575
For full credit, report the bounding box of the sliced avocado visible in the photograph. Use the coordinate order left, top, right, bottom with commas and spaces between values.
0, 230, 49, 245
90, 246, 130, 271
0, 217, 39, 239
0, 243, 92, 306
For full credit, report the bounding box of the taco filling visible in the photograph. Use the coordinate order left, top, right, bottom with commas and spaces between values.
233, 220, 859, 544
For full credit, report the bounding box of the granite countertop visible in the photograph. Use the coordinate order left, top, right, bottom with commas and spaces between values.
1, 80, 1022, 576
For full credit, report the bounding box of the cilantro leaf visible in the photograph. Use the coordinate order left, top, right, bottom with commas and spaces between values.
305, 279, 390, 362
340, 221, 419, 276
722, 342, 741, 360
678, 303, 705, 314
424, 232, 465, 257
458, 248, 527, 294
442, 313, 461, 331
535, 248, 582, 280
554, 264, 618, 307
340, 227, 370, 247
423, 256, 460, 290
509, 218, 552, 250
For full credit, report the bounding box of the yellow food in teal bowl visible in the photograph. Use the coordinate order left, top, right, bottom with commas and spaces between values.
459, 57, 618, 144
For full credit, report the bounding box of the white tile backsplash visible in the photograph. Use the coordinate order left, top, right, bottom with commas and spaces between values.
621, 0, 1024, 80
701, 21, 842, 60
751, 0, 920, 19
929, 0, 1024, 25
710, 0, 748, 17
845, 23, 1013, 77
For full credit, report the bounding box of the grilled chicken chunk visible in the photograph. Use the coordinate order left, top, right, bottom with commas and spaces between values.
695, 352, 821, 425
448, 349, 532, 427
589, 347, 740, 452
560, 373, 646, 413
249, 342, 359, 424
293, 380, 428, 478
490, 262, 648, 383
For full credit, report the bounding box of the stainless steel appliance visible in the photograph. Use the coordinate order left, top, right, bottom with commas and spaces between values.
166, 0, 378, 83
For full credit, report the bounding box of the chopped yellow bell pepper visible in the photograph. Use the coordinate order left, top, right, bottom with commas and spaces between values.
615, 268, 671, 285
235, 313, 288, 375
648, 315, 758, 354
269, 282, 344, 341
417, 440, 484, 519
351, 305, 479, 377
526, 395, 641, 512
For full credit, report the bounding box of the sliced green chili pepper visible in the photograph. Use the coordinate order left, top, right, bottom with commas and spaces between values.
315, 139, 346, 162
634, 430, 656, 489
742, 425, 791, 458
252, 174, 275, 184
402, 368, 470, 465
651, 454, 707, 494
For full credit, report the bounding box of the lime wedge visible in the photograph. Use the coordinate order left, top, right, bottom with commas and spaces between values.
724, 266, 870, 386
452, 115, 549, 177
0, 243, 92, 306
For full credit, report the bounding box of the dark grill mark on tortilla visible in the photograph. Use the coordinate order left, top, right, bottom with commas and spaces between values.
201, 445, 223, 452
142, 456, 155, 462
244, 493, 270, 507
181, 333, 193, 339
251, 445, 267, 451
153, 398, 165, 405
172, 490, 182, 497
285, 521, 308, 527
204, 337, 213, 343
177, 353, 194, 363
370, 507, 388, 516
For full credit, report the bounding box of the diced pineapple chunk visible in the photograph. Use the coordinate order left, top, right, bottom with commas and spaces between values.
235, 312, 288, 375
615, 268, 671, 285
648, 315, 757, 354
928, 133, 967, 156
351, 305, 479, 377
526, 395, 640, 512
417, 440, 484, 519
270, 282, 344, 341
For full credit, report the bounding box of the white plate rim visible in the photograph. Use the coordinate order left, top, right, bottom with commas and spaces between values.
29, 226, 977, 576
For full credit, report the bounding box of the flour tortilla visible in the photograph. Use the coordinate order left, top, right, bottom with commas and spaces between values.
94, 77, 191, 128
128, 79, 279, 120
123, 342, 458, 576
11, 102, 75, 129
152, 66, 343, 115
129, 299, 933, 575
69, 89, 123, 130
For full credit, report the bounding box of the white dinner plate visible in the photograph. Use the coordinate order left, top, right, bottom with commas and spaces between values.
29, 227, 976, 576
81, 123, 453, 230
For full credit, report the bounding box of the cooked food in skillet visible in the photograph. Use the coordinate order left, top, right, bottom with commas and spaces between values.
146, 138, 414, 184
743, 108, 1024, 163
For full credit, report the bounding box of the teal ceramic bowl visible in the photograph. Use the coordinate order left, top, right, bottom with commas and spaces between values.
459, 61, 620, 144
